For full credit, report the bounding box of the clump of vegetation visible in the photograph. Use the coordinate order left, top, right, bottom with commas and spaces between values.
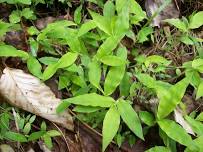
0, 0, 203, 151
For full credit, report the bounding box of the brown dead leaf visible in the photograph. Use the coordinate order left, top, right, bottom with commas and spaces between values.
0, 67, 74, 131
174, 109, 194, 135
145, 0, 180, 27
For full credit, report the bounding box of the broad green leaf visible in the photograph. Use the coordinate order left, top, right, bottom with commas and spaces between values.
23, 123, 31, 134
136, 74, 157, 89
196, 80, 203, 99
39, 57, 59, 65
196, 112, 203, 121
9, 10, 21, 23
185, 69, 201, 88
0, 0, 31, 4
129, 0, 146, 22
43, 134, 52, 149
185, 135, 203, 152
145, 55, 171, 67
104, 65, 125, 96
159, 129, 177, 152
192, 58, 203, 73
145, 146, 171, 152
89, 10, 112, 35
100, 55, 125, 66
180, 35, 194, 45
29, 37, 38, 57
47, 130, 61, 137
57, 93, 115, 113
4, 131, 27, 142
115, 0, 126, 13
119, 72, 131, 96
114, 0, 129, 36
0, 21, 12, 37
57, 52, 78, 69
137, 27, 153, 43
103, 0, 115, 19
73, 106, 101, 113
157, 78, 189, 119
0, 45, 29, 59
43, 52, 78, 80
88, 60, 102, 90
116, 46, 128, 60
96, 35, 122, 58
29, 115, 36, 123
86, 0, 103, 6
70, 75, 86, 88
27, 26, 39, 35
185, 116, 203, 136
21, 8, 36, 20
77, 20, 96, 37
158, 119, 195, 148
27, 56, 43, 78
117, 100, 144, 140
28, 131, 46, 141
189, 11, 203, 29
58, 75, 70, 90
139, 111, 155, 126
164, 19, 187, 32
74, 5, 82, 24
41, 121, 47, 131
102, 105, 120, 152
17, 0, 31, 5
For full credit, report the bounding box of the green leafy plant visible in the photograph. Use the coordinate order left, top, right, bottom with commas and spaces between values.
1, 0, 203, 151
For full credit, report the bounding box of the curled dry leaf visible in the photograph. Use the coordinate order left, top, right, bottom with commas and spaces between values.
145, 0, 180, 27
174, 109, 194, 135
0, 68, 74, 131
0, 144, 15, 152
